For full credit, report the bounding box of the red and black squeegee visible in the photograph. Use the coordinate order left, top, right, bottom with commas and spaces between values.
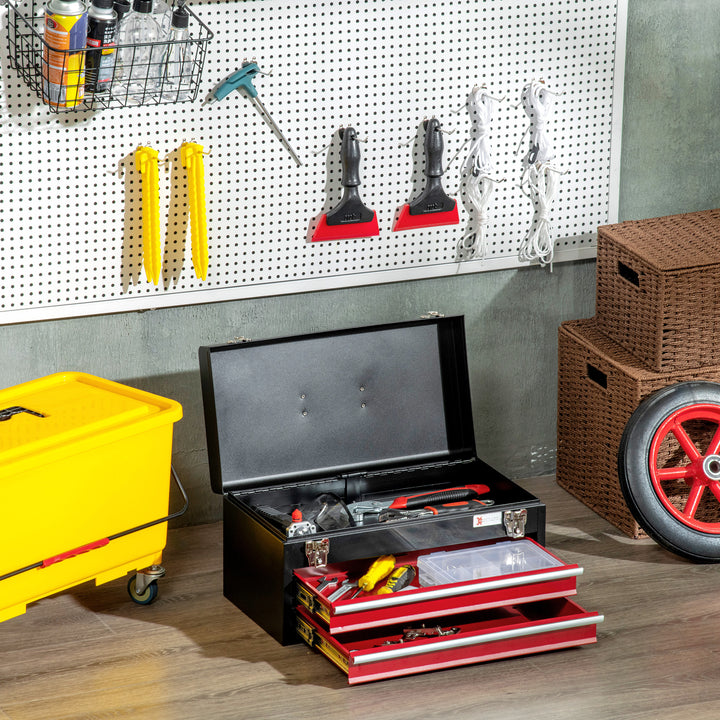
392, 118, 459, 232
312, 127, 379, 242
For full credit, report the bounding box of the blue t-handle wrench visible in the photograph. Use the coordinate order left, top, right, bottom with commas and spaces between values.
208, 61, 302, 166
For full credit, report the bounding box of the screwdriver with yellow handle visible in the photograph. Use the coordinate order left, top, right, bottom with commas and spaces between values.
357, 554, 396, 593
134, 146, 162, 285
180, 141, 209, 280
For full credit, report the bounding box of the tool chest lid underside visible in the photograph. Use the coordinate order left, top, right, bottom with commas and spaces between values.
199, 316, 477, 494
0, 372, 182, 472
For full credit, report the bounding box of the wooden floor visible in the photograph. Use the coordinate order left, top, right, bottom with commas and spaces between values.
2, 476, 720, 720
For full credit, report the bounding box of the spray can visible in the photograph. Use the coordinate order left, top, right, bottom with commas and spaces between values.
85, 0, 117, 94
42, 0, 88, 108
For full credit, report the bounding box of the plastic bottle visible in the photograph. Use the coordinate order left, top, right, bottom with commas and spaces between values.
115, 0, 163, 101
152, 0, 172, 37
161, 4, 191, 100
85, 0, 117, 94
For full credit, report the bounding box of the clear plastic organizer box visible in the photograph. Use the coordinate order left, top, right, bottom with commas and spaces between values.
417, 540, 565, 587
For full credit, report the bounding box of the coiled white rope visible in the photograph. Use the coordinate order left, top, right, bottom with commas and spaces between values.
456, 86, 503, 261
517, 80, 564, 268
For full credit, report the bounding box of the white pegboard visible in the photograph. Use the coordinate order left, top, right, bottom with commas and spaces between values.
0, 0, 626, 323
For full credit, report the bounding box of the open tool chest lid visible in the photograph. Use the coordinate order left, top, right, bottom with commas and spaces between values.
199, 316, 477, 494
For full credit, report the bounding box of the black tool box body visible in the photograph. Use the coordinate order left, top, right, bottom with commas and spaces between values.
199, 317, 546, 646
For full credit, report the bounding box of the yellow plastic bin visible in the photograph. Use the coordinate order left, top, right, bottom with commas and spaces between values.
0, 372, 185, 623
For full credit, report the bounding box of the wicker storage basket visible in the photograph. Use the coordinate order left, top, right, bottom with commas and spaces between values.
557, 317, 720, 538
595, 208, 720, 372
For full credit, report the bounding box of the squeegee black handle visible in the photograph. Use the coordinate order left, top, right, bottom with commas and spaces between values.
424, 118, 444, 179
340, 127, 362, 188
325, 127, 375, 226
405, 487, 478, 509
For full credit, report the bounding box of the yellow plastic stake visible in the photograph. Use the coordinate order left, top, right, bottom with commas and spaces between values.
134, 146, 162, 285
180, 142, 209, 281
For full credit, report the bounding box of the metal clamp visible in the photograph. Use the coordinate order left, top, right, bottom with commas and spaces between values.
305, 538, 329, 567
503, 508, 528, 538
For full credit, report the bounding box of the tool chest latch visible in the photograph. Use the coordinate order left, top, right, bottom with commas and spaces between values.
503, 509, 528, 538
305, 538, 329, 568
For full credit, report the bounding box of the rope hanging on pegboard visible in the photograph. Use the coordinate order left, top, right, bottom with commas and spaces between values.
517, 80, 566, 268
456, 85, 505, 261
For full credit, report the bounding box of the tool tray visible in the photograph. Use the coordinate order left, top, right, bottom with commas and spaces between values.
296, 597, 600, 685
8, 0, 213, 111
199, 317, 549, 646
293, 537, 601, 683
294, 538, 582, 634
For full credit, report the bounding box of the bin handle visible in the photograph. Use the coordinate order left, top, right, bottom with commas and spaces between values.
42, 538, 111, 567
0, 465, 189, 582
107, 464, 189, 543
0, 406, 45, 421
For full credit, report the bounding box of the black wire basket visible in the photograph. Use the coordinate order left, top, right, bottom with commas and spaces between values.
8, 0, 213, 111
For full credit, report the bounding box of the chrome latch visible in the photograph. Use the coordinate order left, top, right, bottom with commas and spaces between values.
503, 509, 528, 538
305, 538, 329, 567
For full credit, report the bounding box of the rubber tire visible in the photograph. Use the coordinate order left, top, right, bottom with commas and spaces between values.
618, 380, 720, 562
127, 576, 159, 605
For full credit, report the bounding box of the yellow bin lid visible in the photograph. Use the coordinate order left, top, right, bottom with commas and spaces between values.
0, 372, 183, 478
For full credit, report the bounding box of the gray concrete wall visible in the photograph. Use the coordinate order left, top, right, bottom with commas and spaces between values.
2, 0, 718, 525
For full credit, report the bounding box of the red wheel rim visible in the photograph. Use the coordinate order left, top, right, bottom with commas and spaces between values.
649, 403, 720, 533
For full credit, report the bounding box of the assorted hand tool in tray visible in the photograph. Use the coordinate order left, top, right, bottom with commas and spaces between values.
252, 483, 496, 538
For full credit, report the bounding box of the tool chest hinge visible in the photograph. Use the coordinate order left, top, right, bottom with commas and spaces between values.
305, 538, 329, 567
503, 509, 528, 538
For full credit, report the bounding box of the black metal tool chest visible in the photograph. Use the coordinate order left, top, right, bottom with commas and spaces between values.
199, 316, 556, 648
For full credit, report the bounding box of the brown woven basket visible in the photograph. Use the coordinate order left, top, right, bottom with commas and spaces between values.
595, 208, 720, 372
557, 317, 720, 538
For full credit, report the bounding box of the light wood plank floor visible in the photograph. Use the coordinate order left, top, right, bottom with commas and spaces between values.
2, 476, 719, 720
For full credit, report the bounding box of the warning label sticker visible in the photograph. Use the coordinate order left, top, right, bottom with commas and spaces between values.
473, 511, 502, 529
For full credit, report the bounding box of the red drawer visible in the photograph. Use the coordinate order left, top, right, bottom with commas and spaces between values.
294, 538, 583, 634
296, 597, 602, 685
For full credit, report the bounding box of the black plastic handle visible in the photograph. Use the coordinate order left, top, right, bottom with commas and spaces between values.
423, 118, 444, 179
0, 406, 45, 421
405, 487, 478, 509
340, 127, 361, 188
325, 127, 375, 226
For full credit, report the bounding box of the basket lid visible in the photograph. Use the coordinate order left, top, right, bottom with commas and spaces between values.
0, 372, 182, 474
199, 316, 476, 494
598, 209, 720, 271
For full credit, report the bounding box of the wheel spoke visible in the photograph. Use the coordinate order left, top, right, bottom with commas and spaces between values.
709, 482, 720, 505
671, 421, 702, 462
684, 483, 705, 519
656, 466, 695, 481
707, 425, 720, 456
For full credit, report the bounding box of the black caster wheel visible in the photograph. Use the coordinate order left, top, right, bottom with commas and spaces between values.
127, 575, 159, 605
618, 380, 720, 562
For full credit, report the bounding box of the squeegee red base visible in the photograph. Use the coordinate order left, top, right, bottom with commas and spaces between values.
312, 213, 380, 241
392, 202, 459, 232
